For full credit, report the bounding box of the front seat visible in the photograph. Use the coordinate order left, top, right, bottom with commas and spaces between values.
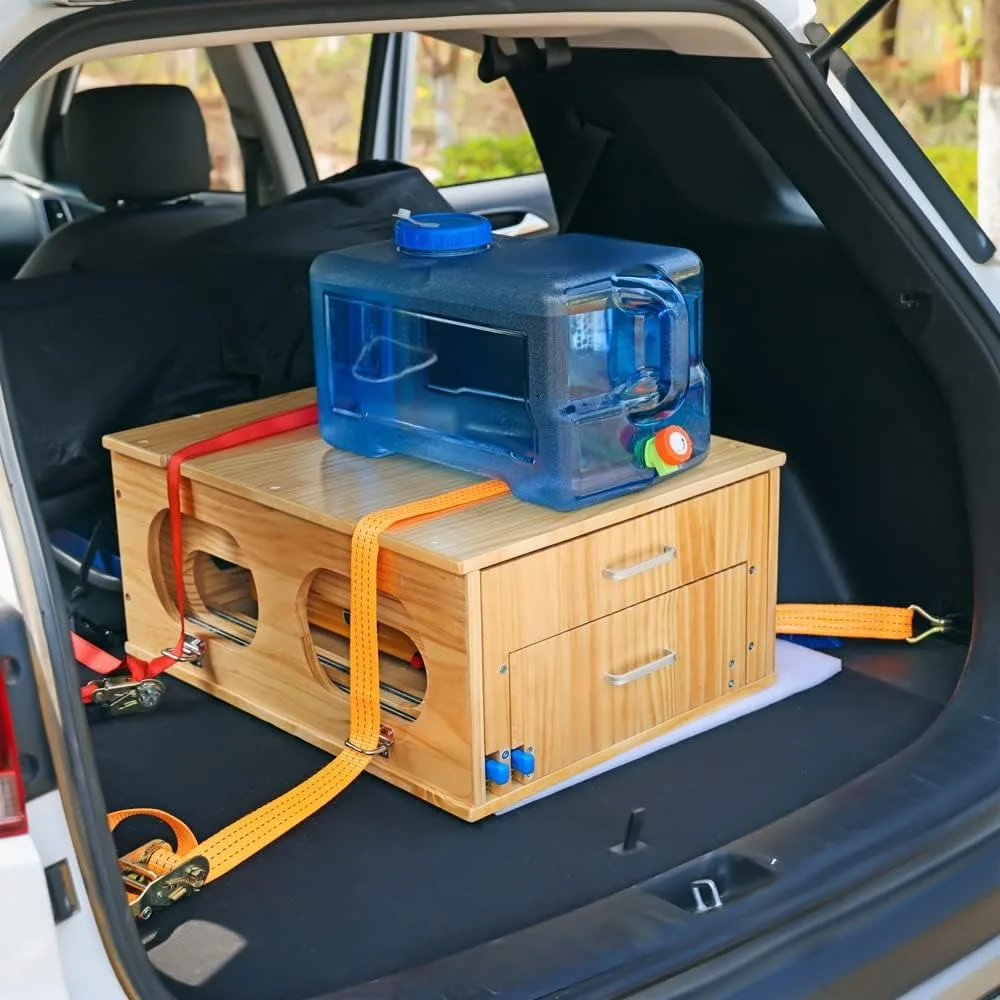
17, 84, 244, 279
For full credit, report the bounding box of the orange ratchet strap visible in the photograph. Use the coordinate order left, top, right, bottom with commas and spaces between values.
775, 603, 956, 644
107, 466, 508, 919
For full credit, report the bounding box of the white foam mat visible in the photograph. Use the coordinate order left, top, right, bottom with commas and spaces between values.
496, 638, 843, 814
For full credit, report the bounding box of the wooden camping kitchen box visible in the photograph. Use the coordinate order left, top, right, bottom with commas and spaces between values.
104, 389, 786, 821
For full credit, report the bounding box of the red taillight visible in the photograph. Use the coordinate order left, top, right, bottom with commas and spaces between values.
0, 662, 26, 837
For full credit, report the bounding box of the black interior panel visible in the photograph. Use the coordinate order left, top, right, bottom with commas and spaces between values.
512, 49, 971, 614
0, 175, 103, 279
0, 177, 45, 278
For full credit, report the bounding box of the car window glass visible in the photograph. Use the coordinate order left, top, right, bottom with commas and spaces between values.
814, 0, 980, 223
272, 35, 373, 178
403, 36, 542, 186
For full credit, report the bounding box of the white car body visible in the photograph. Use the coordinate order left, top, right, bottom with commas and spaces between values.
0, 0, 996, 997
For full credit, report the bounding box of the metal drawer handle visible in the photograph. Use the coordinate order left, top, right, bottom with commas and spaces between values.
602, 545, 677, 581
606, 649, 677, 686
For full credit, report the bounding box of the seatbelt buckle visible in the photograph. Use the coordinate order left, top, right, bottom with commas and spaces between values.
120, 848, 210, 920
907, 605, 969, 644
87, 676, 167, 716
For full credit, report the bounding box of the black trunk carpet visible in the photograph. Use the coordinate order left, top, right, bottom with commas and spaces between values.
87, 665, 940, 1000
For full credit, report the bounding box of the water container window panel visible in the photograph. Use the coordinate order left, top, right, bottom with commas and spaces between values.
325, 292, 537, 464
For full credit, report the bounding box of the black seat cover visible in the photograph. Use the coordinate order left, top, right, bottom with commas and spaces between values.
152, 159, 452, 397
3, 159, 450, 526
0, 269, 256, 527
17, 85, 241, 279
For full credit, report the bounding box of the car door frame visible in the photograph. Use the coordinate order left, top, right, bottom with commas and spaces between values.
4, 5, 1000, 1000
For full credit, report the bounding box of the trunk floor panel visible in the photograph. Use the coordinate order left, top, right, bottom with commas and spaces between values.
87, 666, 940, 999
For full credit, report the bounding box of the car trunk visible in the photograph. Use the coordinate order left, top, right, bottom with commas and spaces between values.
65, 45, 975, 999
3, 13, 991, 1000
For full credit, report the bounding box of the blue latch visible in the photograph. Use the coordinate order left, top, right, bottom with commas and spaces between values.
510, 747, 535, 777
485, 758, 510, 785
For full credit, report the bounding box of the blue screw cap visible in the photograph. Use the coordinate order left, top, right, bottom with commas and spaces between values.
394, 211, 492, 255
485, 758, 510, 785
510, 748, 535, 777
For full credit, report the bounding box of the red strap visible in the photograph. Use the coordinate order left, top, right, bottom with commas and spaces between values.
151, 402, 319, 678
72, 631, 127, 677
76, 403, 319, 691
73, 629, 149, 705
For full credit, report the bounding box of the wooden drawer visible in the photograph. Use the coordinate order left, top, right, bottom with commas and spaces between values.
509, 566, 747, 780
482, 480, 751, 650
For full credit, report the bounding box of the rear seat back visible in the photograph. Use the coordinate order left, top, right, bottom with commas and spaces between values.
0, 269, 256, 527
17, 85, 242, 280
1, 160, 449, 525
0, 159, 451, 649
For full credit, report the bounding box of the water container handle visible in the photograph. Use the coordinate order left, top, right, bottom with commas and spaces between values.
609, 269, 690, 414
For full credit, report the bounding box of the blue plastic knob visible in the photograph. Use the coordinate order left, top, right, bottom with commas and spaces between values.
510, 748, 535, 777
485, 758, 510, 785
394, 212, 492, 255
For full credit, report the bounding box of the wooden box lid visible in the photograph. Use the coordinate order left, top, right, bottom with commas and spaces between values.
104, 389, 785, 575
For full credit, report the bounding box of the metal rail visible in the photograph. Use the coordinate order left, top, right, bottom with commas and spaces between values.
185, 609, 420, 723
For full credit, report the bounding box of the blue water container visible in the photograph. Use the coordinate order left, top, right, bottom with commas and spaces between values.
310, 212, 710, 511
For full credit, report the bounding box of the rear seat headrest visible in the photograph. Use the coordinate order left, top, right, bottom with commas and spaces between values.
65, 84, 212, 207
